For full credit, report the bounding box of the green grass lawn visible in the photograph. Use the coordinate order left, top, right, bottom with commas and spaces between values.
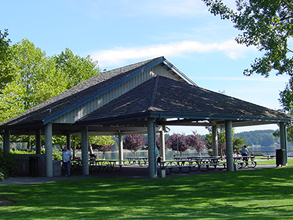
256, 157, 293, 165
1, 166, 293, 219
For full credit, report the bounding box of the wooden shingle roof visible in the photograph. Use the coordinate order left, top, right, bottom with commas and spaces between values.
77, 76, 292, 127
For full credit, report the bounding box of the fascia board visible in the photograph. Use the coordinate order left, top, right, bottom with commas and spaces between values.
76, 110, 292, 128
150, 112, 292, 123
163, 59, 197, 86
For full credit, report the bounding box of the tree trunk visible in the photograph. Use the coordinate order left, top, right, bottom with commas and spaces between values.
27, 135, 31, 150
89, 143, 94, 155
72, 142, 76, 159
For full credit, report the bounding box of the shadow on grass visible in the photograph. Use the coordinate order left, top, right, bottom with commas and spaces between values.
1, 166, 293, 219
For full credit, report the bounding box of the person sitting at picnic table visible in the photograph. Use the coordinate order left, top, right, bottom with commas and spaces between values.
233, 151, 241, 160
241, 145, 249, 166
62, 147, 72, 177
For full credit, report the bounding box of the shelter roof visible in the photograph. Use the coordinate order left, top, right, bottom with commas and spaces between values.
76, 76, 292, 128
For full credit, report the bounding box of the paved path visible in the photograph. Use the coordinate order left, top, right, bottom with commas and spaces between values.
0, 164, 277, 185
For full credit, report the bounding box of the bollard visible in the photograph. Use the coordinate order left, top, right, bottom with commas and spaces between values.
161, 169, 166, 178
234, 163, 238, 171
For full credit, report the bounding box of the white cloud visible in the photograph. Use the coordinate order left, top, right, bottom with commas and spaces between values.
91, 40, 255, 67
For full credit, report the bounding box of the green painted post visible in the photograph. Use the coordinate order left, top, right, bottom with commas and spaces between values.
45, 123, 53, 177
81, 126, 89, 176
212, 125, 218, 156
225, 120, 234, 172
279, 122, 288, 165
148, 118, 157, 179
4, 130, 10, 154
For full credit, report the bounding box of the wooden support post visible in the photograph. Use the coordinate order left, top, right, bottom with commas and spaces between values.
3, 130, 10, 154
159, 130, 166, 161
225, 120, 234, 172
45, 123, 53, 177
118, 134, 124, 165
148, 118, 157, 179
66, 133, 71, 150
279, 122, 288, 165
212, 125, 218, 157
35, 129, 41, 154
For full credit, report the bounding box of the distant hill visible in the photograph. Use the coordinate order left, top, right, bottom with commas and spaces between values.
234, 129, 279, 147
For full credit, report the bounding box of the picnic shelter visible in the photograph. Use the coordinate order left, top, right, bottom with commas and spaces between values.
0, 56, 292, 178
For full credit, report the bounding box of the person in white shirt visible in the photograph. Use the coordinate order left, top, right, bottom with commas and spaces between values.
62, 147, 72, 177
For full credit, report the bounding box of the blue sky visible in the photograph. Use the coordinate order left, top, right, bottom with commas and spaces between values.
1, 0, 290, 135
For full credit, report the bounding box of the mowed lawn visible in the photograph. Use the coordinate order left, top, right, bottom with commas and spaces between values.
1, 164, 293, 219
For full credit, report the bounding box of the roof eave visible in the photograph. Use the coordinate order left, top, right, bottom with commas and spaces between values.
0, 120, 44, 132
75, 111, 292, 127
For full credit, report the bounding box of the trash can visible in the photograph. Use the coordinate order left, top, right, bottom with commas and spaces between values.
276, 149, 286, 167
29, 156, 40, 177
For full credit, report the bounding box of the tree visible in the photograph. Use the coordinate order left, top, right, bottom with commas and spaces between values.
90, 136, 115, 158
186, 131, 206, 155
233, 136, 246, 151
123, 135, 146, 156
205, 127, 226, 156
0, 39, 100, 123
0, 39, 66, 122
53, 48, 99, 89
91, 136, 115, 146
279, 78, 293, 142
0, 38, 100, 148
279, 80, 293, 113
203, 0, 293, 76
235, 129, 278, 146
0, 29, 15, 90
0, 149, 17, 179
156, 135, 161, 150
166, 133, 189, 157
91, 144, 114, 159
204, 127, 245, 156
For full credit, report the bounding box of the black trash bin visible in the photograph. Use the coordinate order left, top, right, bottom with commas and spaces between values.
29, 156, 40, 177
276, 149, 286, 167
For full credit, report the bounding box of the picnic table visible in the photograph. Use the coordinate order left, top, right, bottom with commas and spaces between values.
160, 156, 222, 175
71, 159, 82, 169
91, 159, 120, 171
233, 156, 257, 169
126, 157, 148, 166
72, 159, 120, 171
159, 160, 199, 174
192, 156, 222, 171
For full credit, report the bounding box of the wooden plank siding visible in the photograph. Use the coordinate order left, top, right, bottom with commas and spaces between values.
53, 65, 180, 124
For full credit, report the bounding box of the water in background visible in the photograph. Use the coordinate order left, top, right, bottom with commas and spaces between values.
75, 149, 209, 160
